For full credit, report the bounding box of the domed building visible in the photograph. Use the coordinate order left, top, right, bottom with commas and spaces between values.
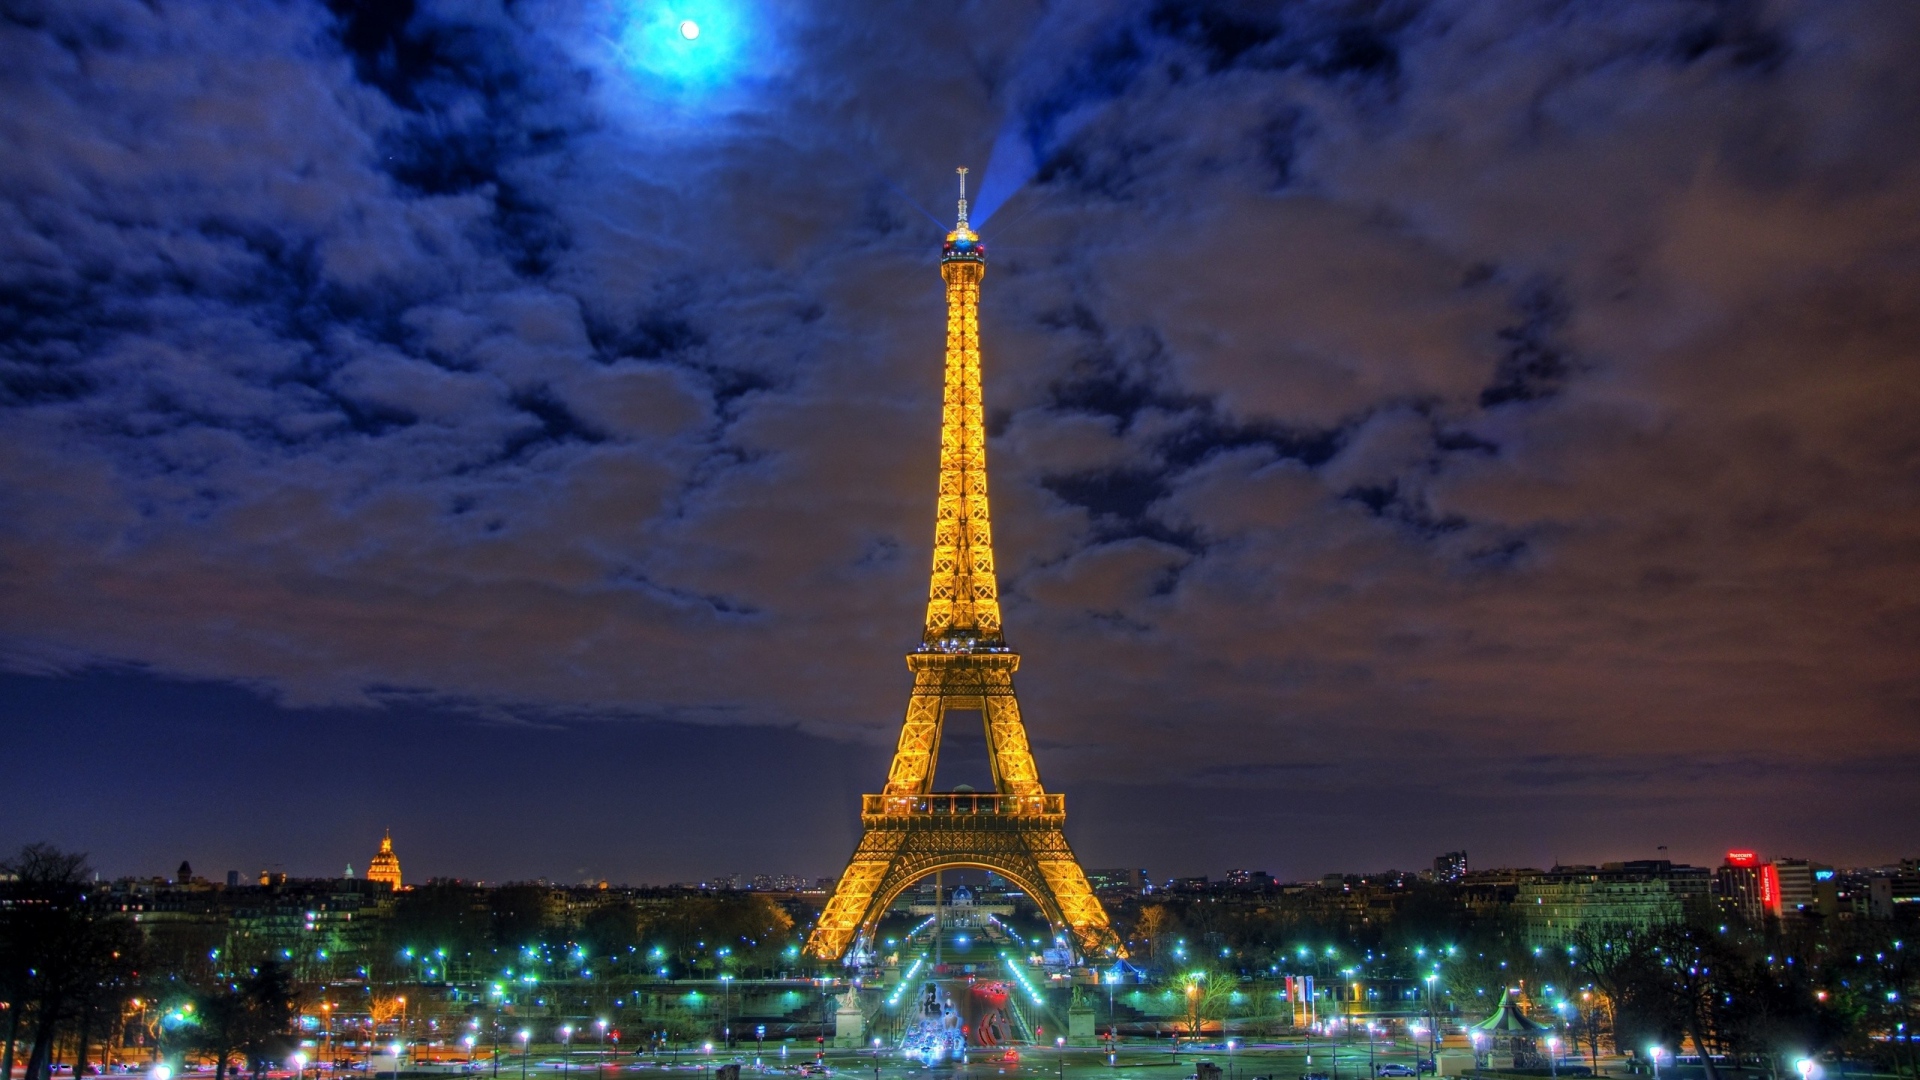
367, 830, 402, 891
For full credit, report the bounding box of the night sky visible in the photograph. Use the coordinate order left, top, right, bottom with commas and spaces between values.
3, 0, 1917, 887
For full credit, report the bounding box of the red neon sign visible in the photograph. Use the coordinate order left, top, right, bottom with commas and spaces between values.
1726, 850, 1759, 866
1760, 863, 1780, 913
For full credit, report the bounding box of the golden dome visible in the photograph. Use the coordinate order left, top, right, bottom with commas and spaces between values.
367, 829, 402, 891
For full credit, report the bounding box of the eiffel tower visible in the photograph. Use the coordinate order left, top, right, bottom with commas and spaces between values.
805, 169, 1117, 961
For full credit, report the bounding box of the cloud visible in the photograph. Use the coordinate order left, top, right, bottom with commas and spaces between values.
2, 0, 1919, 867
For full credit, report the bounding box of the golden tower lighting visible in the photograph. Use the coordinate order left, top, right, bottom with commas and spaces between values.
805, 168, 1117, 961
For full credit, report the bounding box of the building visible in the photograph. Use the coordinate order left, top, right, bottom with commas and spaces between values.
1716, 850, 1770, 924
1772, 858, 1839, 919
1517, 861, 1709, 946
1085, 868, 1147, 896
750, 874, 809, 891
1434, 851, 1468, 883
367, 830, 402, 891
1868, 861, 1920, 920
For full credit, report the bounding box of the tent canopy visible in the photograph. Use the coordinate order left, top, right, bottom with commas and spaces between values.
1471, 993, 1551, 1034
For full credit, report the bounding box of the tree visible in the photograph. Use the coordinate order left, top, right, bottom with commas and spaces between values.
0, 844, 144, 1080
1574, 922, 1764, 1078
1441, 948, 1516, 1013
1132, 906, 1177, 964
1717, 956, 1841, 1067
386, 883, 491, 981
1569, 990, 1611, 1073
64, 919, 142, 1080
635, 894, 795, 979
1176, 969, 1237, 1042
1650, 924, 1734, 1080
187, 963, 299, 1080
1574, 925, 1683, 1057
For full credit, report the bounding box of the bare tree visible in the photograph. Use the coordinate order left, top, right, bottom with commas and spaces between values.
1177, 969, 1238, 1042
0, 844, 139, 1080
1132, 906, 1177, 964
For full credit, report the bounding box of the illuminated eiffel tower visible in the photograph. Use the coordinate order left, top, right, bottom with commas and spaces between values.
805, 169, 1117, 961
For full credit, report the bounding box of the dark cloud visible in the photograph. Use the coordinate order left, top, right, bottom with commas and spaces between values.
3, 0, 1919, 879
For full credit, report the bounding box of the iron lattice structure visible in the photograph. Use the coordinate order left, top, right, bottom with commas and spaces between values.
805, 171, 1117, 961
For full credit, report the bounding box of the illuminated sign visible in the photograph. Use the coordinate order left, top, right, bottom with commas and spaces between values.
1761, 864, 1781, 913
1814, 869, 1835, 881
1725, 850, 1759, 867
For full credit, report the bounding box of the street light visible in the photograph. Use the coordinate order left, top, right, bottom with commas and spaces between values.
597, 1020, 609, 1080
1424, 975, 1439, 1066
292, 1052, 306, 1080
1057, 1037, 1066, 1080
489, 991, 504, 1079
1182, 981, 1199, 1062
1648, 1046, 1664, 1080
1547, 1037, 1560, 1079
518, 1030, 530, 1080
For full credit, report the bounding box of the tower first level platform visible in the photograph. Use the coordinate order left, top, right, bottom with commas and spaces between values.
804, 171, 1115, 962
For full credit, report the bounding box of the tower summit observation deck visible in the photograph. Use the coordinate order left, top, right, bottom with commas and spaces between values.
805, 170, 1117, 961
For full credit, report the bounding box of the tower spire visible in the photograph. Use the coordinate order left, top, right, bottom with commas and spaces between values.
929, 166, 995, 648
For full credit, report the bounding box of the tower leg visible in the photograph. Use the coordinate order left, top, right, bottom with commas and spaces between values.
809, 829, 907, 960
884, 688, 946, 795
982, 692, 1042, 797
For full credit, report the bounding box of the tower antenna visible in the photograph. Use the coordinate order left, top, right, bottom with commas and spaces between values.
956, 166, 970, 230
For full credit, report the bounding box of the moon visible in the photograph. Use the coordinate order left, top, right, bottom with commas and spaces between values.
678, 20, 699, 40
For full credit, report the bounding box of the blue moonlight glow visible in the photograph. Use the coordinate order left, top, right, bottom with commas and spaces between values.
615, 1, 748, 89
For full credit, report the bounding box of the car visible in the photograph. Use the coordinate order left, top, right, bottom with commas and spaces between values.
1301, 1072, 1332, 1080
1377, 1065, 1418, 1077
1417, 1061, 1437, 1075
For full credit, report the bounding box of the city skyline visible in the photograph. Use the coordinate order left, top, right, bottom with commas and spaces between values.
36, 814, 1914, 892
5, 1, 1919, 880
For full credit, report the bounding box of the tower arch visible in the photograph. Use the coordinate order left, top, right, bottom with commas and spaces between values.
861, 859, 1068, 944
